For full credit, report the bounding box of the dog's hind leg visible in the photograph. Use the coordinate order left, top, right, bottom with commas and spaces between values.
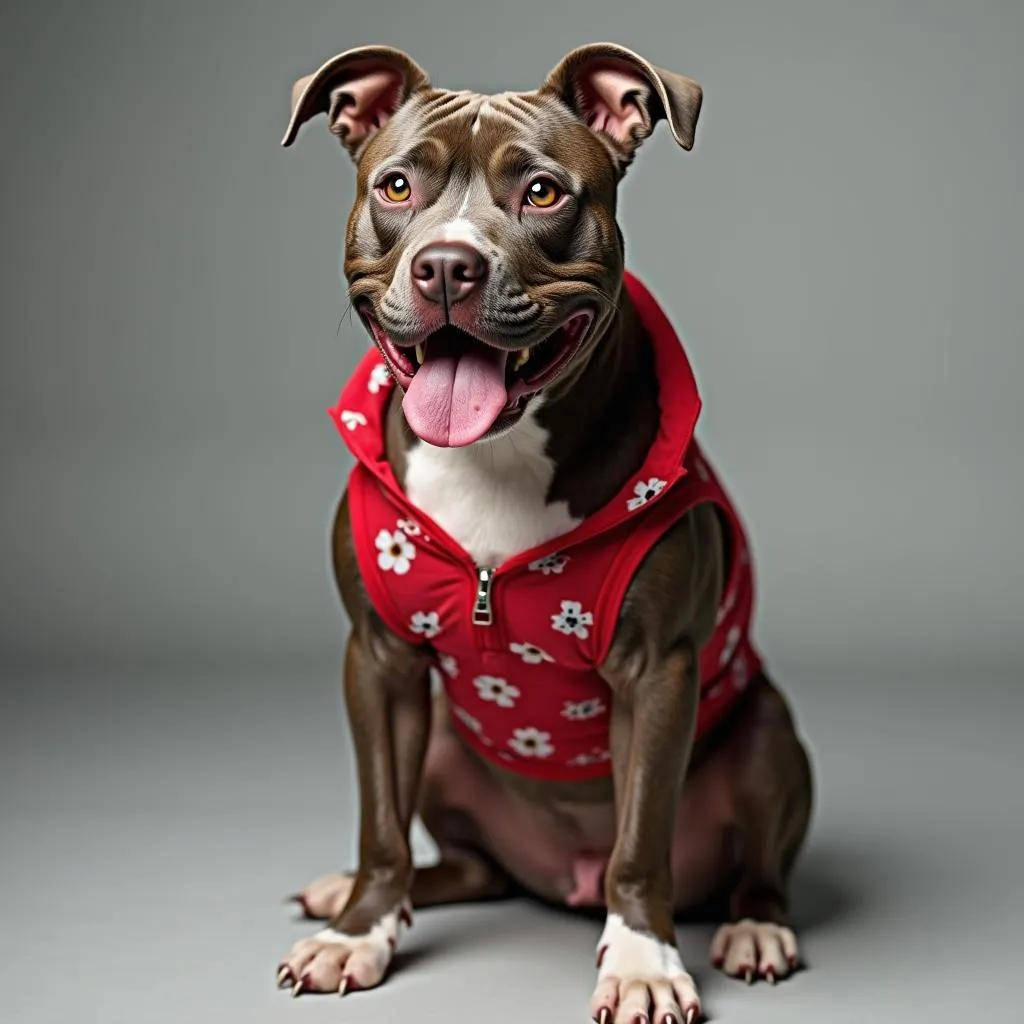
708, 672, 814, 985
291, 852, 513, 920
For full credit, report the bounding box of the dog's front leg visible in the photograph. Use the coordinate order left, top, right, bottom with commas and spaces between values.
593, 645, 702, 1024
279, 620, 432, 997
591, 506, 723, 1024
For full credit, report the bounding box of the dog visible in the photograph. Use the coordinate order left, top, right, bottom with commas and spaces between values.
277, 42, 814, 1024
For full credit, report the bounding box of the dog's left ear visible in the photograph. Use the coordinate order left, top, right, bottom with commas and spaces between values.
541, 43, 702, 172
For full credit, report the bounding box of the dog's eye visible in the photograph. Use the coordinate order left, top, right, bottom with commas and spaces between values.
381, 174, 412, 203
525, 178, 562, 209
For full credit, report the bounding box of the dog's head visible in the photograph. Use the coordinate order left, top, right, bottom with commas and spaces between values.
283, 43, 702, 447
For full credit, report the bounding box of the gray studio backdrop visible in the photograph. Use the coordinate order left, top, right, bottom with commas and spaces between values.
2, 0, 1021, 679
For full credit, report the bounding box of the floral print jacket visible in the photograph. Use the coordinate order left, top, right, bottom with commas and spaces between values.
330, 272, 763, 783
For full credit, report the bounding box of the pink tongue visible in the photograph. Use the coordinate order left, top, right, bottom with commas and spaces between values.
402, 335, 509, 447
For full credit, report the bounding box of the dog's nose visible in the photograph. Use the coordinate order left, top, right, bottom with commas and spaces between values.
411, 242, 487, 306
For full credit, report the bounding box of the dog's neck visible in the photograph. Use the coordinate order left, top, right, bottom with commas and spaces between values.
384, 287, 659, 567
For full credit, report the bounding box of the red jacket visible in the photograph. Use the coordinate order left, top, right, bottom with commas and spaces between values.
330, 272, 763, 783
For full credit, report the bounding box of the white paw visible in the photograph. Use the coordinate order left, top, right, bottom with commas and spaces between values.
710, 919, 800, 983
590, 913, 701, 1024
289, 871, 355, 920
277, 902, 411, 995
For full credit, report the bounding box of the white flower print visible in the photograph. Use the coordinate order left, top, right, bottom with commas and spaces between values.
375, 528, 416, 575
627, 477, 668, 511
528, 553, 569, 575
732, 653, 750, 691
473, 675, 520, 709
719, 624, 742, 667
438, 653, 459, 678
410, 610, 441, 639
508, 727, 555, 759
340, 409, 367, 431
561, 698, 606, 721
451, 705, 483, 735
368, 362, 391, 394
715, 587, 737, 626
509, 641, 555, 665
396, 518, 422, 537
568, 747, 611, 767
551, 600, 594, 639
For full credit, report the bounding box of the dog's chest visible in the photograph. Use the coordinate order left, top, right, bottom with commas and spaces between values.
403, 404, 581, 568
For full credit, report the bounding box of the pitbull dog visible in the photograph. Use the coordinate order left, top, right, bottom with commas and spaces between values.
277, 42, 813, 1024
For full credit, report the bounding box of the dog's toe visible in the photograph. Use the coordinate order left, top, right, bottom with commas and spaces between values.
710, 919, 800, 983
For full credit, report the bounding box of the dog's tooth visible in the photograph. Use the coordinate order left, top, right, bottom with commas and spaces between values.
414, 343, 425, 365
513, 347, 530, 370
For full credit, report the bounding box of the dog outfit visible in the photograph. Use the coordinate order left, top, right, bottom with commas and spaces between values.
330, 271, 763, 782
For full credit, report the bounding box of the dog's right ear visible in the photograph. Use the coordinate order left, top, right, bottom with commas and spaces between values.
281, 46, 430, 158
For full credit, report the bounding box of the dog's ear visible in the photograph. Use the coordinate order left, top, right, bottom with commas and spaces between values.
282, 46, 430, 157
541, 43, 702, 172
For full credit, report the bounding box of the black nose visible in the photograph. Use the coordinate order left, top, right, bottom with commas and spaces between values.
411, 242, 488, 306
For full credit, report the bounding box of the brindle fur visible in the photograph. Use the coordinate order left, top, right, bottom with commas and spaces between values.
281, 41, 814, 1006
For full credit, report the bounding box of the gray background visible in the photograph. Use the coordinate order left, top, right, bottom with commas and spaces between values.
2, 1, 1022, 1022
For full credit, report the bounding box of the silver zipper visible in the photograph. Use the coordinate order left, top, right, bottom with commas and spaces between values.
472, 566, 494, 626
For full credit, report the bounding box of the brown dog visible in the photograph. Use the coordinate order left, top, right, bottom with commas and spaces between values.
277, 42, 814, 1024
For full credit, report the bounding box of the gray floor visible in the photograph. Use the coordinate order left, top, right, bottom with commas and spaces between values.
3, 667, 1022, 1024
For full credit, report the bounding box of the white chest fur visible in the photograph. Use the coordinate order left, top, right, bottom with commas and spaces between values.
403, 401, 581, 568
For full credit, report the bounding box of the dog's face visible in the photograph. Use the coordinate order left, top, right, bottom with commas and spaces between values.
284, 44, 702, 447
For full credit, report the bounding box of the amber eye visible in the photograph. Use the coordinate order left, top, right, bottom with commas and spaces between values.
525, 178, 562, 208
382, 174, 411, 203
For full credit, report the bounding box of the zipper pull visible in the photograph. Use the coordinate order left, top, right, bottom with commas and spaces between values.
472, 567, 494, 626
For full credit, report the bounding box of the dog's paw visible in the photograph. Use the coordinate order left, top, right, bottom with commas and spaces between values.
287, 871, 355, 920
590, 913, 701, 1024
276, 902, 411, 996
710, 919, 800, 984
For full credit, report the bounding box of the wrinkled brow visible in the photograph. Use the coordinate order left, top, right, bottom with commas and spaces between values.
373, 136, 450, 176
487, 141, 583, 191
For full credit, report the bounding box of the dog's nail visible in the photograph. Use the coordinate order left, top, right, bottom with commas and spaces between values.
745, 967, 756, 985
399, 904, 413, 928
664, 1015, 677, 1024
685, 1010, 698, 1024
632, 1015, 648, 1024
287, 894, 311, 916
292, 976, 311, 998
765, 968, 776, 985
338, 977, 350, 998
598, 1008, 612, 1024
277, 966, 292, 988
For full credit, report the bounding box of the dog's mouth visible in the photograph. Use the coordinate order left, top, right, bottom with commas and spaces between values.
360, 310, 594, 448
